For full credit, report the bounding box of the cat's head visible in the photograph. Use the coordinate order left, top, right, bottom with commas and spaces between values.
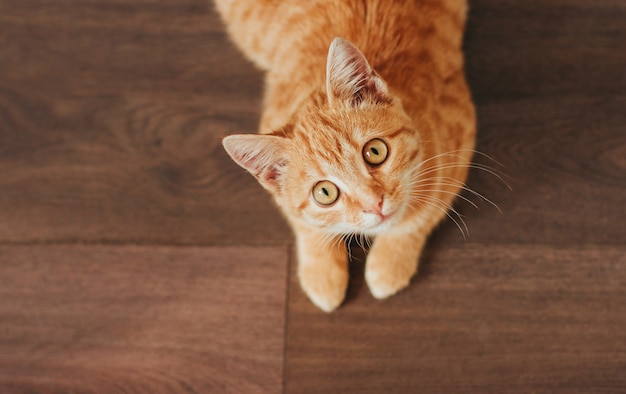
223, 38, 422, 236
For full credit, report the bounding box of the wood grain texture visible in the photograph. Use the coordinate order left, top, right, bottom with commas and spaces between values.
465, 0, 626, 101
0, 0, 291, 245
429, 95, 626, 246
429, 0, 626, 246
0, 245, 289, 393
1, 0, 623, 248
1, 0, 625, 392
285, 244, 626, 393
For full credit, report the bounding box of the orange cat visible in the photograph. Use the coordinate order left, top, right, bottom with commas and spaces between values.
216, 0, 476, 311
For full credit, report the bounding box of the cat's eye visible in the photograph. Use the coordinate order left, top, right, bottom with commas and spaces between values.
312, 180, 339, 206
363, 138, 388, 166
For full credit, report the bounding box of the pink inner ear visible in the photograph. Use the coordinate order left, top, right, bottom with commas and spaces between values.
260, 160, 285, 184
222, 134, 287, 192
338, 42, 371, 84
326, 38, 390, 106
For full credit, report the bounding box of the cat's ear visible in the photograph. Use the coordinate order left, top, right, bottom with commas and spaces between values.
326, 37, 391, 107
222, 134, 289, 193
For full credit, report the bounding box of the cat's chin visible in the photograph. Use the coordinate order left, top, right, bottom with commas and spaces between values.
317, 218, 395, 238
361, 223, 392, 237
359, 209, 405, 236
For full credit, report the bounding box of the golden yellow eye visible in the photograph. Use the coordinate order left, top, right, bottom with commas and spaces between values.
312, 180, 339, 206
363, 138, 388, 166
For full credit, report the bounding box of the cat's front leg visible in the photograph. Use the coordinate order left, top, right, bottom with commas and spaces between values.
365, 230, 426, 299
295, 224, 349, 312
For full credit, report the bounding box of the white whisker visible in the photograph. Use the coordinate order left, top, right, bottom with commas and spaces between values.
410, 162, 511, 191
409, 179, 502, 213
412, 194, 468, 236
411, 195, 468, 240
413, 148, 505, 169
412, 188, 479, 209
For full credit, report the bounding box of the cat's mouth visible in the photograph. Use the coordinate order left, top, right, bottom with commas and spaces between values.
364, 209, 400, 233
379, 212, 394, 223
366, 200, 410, 233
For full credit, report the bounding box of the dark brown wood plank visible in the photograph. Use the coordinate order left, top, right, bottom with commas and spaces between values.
0, 0, 291, 245
285, 244, 626, 393
465, 0, 626, 102
430, 95, 626, 247
0, 245, 289, 393
432, 0, 626, 246
0, 0, 261, 98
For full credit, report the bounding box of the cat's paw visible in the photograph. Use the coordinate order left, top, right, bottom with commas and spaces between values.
365, 254, 415, 300
365, 265, 411, 299
365, 233, 422, 300
298, 260, 349, 312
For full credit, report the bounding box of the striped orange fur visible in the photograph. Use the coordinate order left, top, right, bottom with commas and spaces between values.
218, 0, 476, 312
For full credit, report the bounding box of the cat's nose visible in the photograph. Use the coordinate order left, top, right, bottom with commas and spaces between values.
363, 195, 384, 217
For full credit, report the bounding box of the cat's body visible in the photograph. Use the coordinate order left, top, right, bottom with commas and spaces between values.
217, 0, 476, 311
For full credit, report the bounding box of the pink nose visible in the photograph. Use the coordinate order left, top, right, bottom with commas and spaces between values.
364, 195, 384, 216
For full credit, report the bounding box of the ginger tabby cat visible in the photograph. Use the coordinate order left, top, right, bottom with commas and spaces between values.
216, 0, 476, 312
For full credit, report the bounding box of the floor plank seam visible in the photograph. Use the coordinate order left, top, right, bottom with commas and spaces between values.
0, 239, 292, 248
281, 243, 294, 394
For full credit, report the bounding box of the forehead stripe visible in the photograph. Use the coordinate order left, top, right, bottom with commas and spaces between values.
386, 126, 411, 139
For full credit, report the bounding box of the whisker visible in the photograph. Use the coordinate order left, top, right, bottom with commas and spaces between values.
321, 232, 341, 253
344, 233, 354, 262
412, 161, 505, 178
411, 195, 469, 239
412, 188, 479, 209
412, 196, 468, 240
355, 232, 363, 250
410, 162, 512, 190
414, 148, 505, 169
410, 146, 511, 181
467, 149, 505, 167
409, 179, 502, 213
413, 149, 471, 170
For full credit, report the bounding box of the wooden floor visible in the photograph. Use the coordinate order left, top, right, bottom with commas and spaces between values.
0, 0, 624, 392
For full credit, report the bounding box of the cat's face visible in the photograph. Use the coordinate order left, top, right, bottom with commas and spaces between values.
223, 38, 422, 236
279, 100, 421, 236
